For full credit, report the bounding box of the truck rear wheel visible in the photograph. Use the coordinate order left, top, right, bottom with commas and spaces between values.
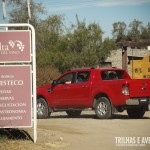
127, 107, 145, 119
37, 98, 50, 119
95, 97, 112, 119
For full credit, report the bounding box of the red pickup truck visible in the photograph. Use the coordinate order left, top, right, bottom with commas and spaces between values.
37, 68, 150, 119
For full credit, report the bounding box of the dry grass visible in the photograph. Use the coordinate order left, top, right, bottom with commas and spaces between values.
0, 128, 70, 150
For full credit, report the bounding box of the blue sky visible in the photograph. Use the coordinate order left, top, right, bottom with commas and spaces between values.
0, 0, 150, 38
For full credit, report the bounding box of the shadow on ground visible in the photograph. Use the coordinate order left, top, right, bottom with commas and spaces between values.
0, 128, 32, 141
112, 113, 150, 119
49, 112, 150, 120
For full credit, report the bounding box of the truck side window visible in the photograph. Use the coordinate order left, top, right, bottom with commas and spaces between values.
108, 72, 118, 80
101, 71, 120, 80
76, 71, 90, 83
101, 72, 108, 80
57, 73, 74, 84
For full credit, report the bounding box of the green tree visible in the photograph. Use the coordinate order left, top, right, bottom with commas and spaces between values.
66, 16, 105, 67
112, 21, 127, 42
127, 19, 143, 41
99, 38, 117, 62
8, 0, 45, 25
140, 26, 149, 39
146, 22, 150, 39
37, 15, 116, 72
36, 15, 65, 52
147, 22, 150, 32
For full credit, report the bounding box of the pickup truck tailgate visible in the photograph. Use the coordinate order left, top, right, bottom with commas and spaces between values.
129, 79, 150, 97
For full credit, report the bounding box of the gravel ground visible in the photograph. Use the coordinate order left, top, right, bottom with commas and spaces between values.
0, 110, 150, 150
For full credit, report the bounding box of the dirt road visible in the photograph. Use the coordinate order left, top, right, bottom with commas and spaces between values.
1, 111, 150, 150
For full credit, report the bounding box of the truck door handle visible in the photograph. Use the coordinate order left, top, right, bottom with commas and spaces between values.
82, 86, 87, 88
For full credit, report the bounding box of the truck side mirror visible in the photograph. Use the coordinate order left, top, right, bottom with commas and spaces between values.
52, 80, 57, 87
48, 80, 57, 93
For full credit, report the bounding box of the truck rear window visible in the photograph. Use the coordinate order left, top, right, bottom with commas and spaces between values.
101, 70, 125, 80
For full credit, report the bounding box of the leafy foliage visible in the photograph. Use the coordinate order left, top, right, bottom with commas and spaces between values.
112, 21, 127, 42
8, 0, 45, 25
112, 19, 150, 42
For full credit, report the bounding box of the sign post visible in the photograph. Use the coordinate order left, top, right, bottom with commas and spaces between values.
0, 24, 37, 143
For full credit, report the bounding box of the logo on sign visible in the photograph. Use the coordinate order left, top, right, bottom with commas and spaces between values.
0, 40, 25, 54
9, 40, 25, 51
0, 31, 31, 62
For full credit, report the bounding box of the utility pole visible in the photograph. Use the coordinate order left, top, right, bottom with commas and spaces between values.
2, 0, 6, 19
27, 0, 31, 24
2, 0, 8, 30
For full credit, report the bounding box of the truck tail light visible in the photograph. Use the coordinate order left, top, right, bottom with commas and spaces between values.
122, 82, 129, 95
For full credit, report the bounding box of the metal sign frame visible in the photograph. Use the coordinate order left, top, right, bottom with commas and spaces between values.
0, 23, 37, 143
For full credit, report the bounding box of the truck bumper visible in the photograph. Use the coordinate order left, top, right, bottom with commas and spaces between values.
126, 97, 150, 105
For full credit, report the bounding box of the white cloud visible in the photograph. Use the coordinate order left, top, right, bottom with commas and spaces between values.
95, 0, 150, 7
45, 0, 150, 11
